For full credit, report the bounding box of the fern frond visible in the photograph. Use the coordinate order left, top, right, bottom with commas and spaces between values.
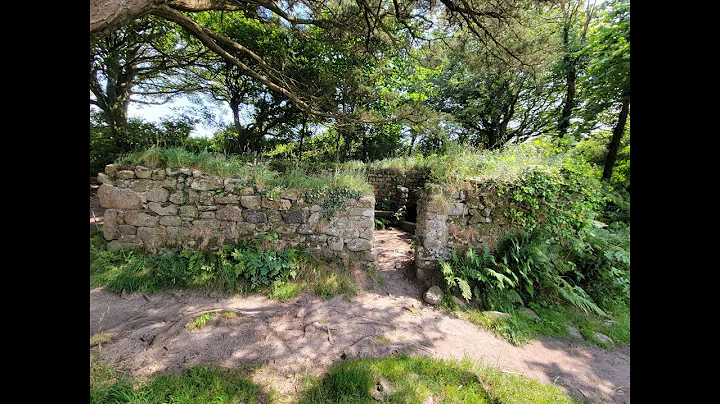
456, 278, 472, 301
486, 269, 515, 289
557, 277, 605, 316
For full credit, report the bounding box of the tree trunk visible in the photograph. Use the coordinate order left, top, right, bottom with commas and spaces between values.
602, 97, 629, 182
557, 7, 574, 138
558, 58, 576, 137
407, 130, 417, 156
298, 116, 307, 162
335, 129, 342, 164
558, 0, 595, 138
230, 98, 250, 154
90, 0, 156, 43
90, 0, 244, 44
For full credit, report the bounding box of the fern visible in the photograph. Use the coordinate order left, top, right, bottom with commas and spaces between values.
557, 278, 606, 316
484, 288, 524, 313
457, 278, 472, 301
440, 260, 472, 301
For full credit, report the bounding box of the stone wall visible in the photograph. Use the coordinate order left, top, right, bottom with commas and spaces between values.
96, 164, 376, 268
414, 181, 518, 287
366, 167, 430, 220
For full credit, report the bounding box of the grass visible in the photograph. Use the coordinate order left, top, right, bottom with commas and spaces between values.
90, 351, 581, 403
298, 353, 581, 403
115, 147, 373, 195
90, 349, 267, 403
111, 139, 571, 198
324, 138, 568, 187
454, 300, 630, 349
186, 311, 241, 331
90, 231, 358, 301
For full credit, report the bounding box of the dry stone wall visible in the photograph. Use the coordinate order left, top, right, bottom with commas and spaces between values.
414, 181, 518, 287
97, 164, 376, 268
366, 167, 430, 218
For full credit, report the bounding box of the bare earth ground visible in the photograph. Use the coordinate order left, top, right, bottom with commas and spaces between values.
90, 192, 630, 403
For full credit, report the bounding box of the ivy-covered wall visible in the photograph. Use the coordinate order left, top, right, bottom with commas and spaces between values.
414, 181, 518, 287
97, 164, 376, 268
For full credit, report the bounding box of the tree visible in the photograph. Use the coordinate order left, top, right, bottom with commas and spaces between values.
90, 112, 195, 176
426, 8, 560, 150
90, 15, 207, 137
555, 0, 598, 138
90, 0, 556, 122
577, 0, 630, 183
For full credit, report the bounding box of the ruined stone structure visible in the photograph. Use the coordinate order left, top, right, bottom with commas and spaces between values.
97, 164, 376, 268
414, 181, 518, 287
366, 167, 430, 221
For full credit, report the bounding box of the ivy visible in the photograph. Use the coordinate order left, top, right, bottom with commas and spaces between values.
305, 187, 363, 220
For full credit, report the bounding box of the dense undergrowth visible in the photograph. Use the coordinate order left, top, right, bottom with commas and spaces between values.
90, 230, 357, 301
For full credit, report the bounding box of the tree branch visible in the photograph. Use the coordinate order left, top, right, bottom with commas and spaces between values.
151, 5, 334, 119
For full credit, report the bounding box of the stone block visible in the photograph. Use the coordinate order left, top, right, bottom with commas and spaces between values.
159, 216, 182, 227
242, 210, 267, 223
118, 225, 137, 235
240, 195, 261, 210
193, 219, 221, 230
346, 238, 372, 251
124, 211, 159, 227
98, 185, 142, 210
146, 187, 170, 202
116, 170, 135, 180
102, 209, 119, 240
148, 202, 178, 216
135, 166, 152, 179
151, 169, 166, 180
216, 205, 243, 221
179, 205, 198, 218
190, 176, 224, 191
327, 236, 344, 251
282, 210, 307, 224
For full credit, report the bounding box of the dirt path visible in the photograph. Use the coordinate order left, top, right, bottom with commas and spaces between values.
90, 195, 630, 403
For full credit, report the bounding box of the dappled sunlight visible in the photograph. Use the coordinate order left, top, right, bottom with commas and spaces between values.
90, 227, 628, 403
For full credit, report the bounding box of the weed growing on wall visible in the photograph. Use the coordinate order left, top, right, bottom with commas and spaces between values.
114, 147, 372, 197
305, 187, 364, 219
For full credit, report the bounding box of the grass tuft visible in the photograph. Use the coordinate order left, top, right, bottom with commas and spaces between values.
298, 353, 580, 403
90, 350, 266, 404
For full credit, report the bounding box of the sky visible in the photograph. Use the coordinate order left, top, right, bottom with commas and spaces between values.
127, 97, 231, 139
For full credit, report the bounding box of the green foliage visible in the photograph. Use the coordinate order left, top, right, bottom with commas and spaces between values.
224, 244, 297, 291
90, 115, 195, 177
314, 272, 357, 300
186, 311, 239, 330
461, 298, 629, 349
440, 245, 523, 312
571, 127, 630, 190
441, 228, 612, 317
576, 0, 630, 133
186, 311, 217, 330
462, 311, 535, 347
299, 354, 579, 403
116, 147, 373, 197
305, 186, 364, 220
569, 223, 631, 309
90, 355, 264, 404
267, 280, 302, 301
91, 230, 358, 301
